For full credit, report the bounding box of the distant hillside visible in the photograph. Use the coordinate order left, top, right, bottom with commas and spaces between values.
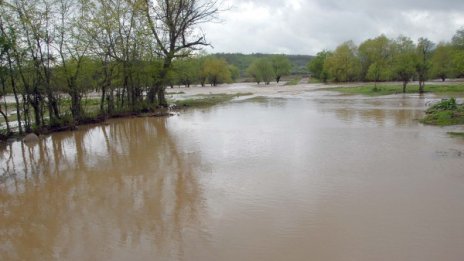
212, 53, 314, 76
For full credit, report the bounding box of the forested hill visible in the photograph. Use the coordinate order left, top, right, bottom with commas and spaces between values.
212, 53, 314, 75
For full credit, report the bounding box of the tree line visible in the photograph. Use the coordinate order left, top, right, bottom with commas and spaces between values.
308, 30, 464, 93
0, 0, 225, 137
215, 53, 312, 76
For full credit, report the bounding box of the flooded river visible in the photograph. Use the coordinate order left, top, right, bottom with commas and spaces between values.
1, 91, 464, 261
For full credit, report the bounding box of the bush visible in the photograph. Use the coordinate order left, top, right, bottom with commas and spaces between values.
422, 97, 464, 125
427, 98, 457, 113
48, 114, 75, 129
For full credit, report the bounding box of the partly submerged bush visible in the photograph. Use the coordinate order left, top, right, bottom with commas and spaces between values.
427, 98, 457, 113
422, 98, 464, 126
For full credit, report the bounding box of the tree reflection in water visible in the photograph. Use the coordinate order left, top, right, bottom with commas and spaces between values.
0, 117, 205, 260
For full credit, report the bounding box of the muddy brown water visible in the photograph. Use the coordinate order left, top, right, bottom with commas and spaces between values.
1, 92, 464, 261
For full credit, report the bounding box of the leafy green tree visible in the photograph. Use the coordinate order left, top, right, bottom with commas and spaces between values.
246, 61, 261, 84
451, 28, 464, 50
430, 43, 454, 81
247, 58, 274, 85
202, 57, 231, 86
229, 64, 240, 82
0, 24, 11, 134
307, 50, 330, 82
452, 51, 464, 77
324, 41, 361, 82
174, 58, 199, 87
391, 36, 417, 93
451, 29, 464, 78
359, 35, 392, 85
270, 55, 291, 83
416, 37, 435, 93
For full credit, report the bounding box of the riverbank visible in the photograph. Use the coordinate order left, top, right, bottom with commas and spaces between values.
322, 83, 464, 126
326, 83, 464, 96
3, 80, 464, 141
0, 91, 256, 142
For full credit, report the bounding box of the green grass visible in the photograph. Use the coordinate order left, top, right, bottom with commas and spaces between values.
448, 132, 464, 138
0, 113, 18, 124
328, 84, 464, 96
173, 93, 253, 108
421, 98, 464, 126
307, 78, 321, 84
285, 77, 302, 86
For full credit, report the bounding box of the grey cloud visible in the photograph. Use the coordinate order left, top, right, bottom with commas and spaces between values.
202, 0, 464, 54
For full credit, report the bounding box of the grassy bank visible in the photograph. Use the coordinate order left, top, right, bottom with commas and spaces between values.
328, 84, 464, 96
285, 77, 302, 86
1, 92, 253, 141
172, 92, 253, 107
448, 132, 464, 138
421, 98, 464, 126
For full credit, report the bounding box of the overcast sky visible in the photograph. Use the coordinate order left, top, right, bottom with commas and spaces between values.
201, 0, 464, 55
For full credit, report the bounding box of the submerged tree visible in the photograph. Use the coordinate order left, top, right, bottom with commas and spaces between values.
416, 37, 435, 93
202, 56, 231, 86
247, 58, 274, 85
391, 36, 417, 93
324, 41, 361, 82
307, 50, 330, 82
270, 55, 291, 83
359, 35, 392, 86
430, 43, 454, 81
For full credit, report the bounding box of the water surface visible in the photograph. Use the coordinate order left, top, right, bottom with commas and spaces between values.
1, 93, 464, 261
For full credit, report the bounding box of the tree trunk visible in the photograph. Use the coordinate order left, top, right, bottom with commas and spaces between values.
108, 89, 115, 114
157, 86, 168, 107
21, 94, 31, 132
419, 81, 425, 94
100, 84, 106, 114
31, 96, 41, 128
0, 110, 11, 135
6, 52, 23, 134
402, 81, 407, 93
70, 91, 81, 121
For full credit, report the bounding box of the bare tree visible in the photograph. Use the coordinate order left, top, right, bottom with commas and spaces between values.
142, 0, 221, 106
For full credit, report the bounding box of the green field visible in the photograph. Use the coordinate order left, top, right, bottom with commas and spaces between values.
328, 84, 464, 96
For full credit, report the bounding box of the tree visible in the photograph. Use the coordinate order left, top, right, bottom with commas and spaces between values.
228, 64, 240, 82
451, 28, 464, 50
247, 58, 274, 85
391, 36, 417, 93
307, 50, 330, 82
324, 41, 361, 82
142, 0, 221, 106
0, 48, 11, 134
270, 55, 291, 83
56, 0, 93, 121
202, 56, 231, 86
451, 29, 464, 78
174, 58, 200, 87
430, 43, 454, 81
359, 35, 392, 85
416, 37, 434, 93
0, 10, 25, 133
452, 51, 464, 78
